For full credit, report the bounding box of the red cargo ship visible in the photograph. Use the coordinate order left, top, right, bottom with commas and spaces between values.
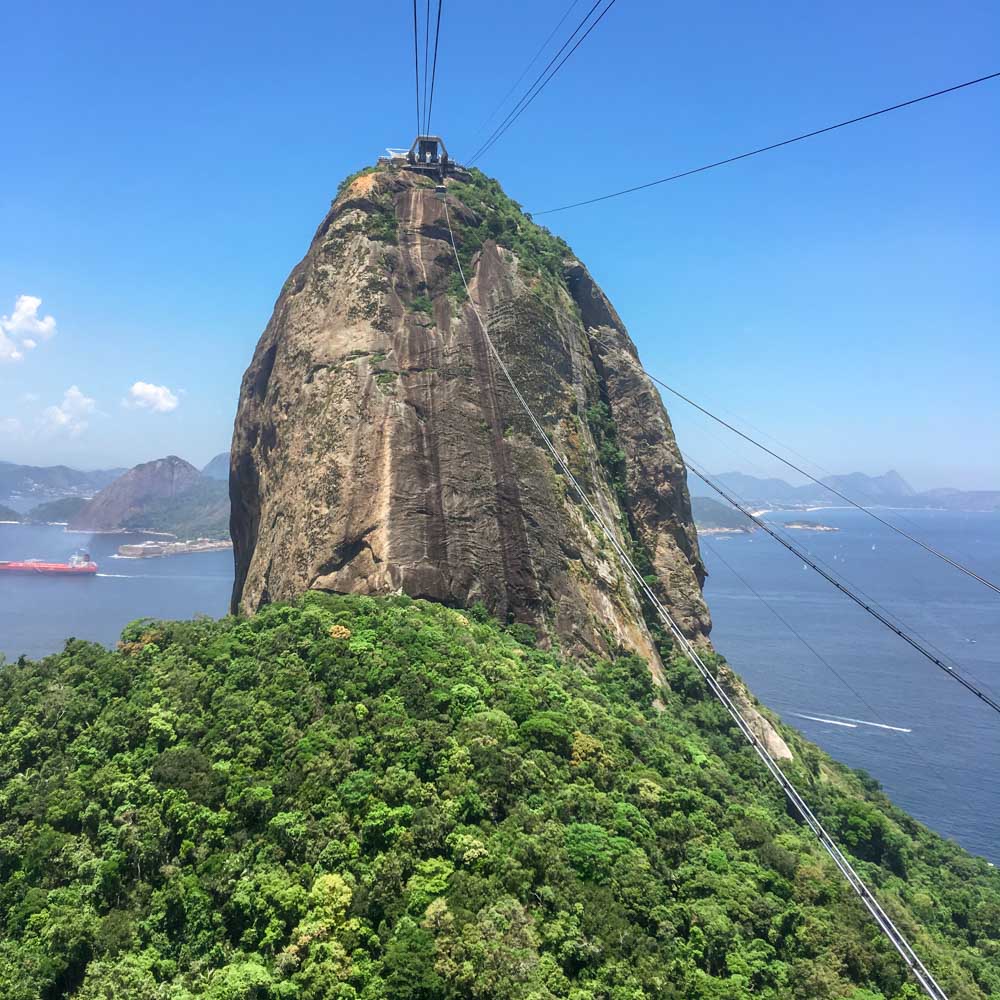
0, 550, 98, 575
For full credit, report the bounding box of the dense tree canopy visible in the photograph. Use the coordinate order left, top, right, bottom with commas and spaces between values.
1, 593, 997, 998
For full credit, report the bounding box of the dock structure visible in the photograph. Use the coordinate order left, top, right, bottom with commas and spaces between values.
117, 539, 232, 559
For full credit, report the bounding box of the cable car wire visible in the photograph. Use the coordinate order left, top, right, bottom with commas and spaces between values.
469, 0, 618, 164
467, 0, 608, 164
672, 381, 988, 572
583, 327, 1000, 595
686, 460, 1000, 717
466, 0, 607, 163
701, 535, 893, 724
412, 0, 422, 139
701, 533, 961, 783
468, 0, 584, 144
468, 0, 620, 165
687, 429, 994, 693
649, 373, 1000, 596
675, 398, 981, 679
422, 0, 432, 133
440, 196, 949, 1000
687, 453, 989, 685
532, 70, 1000, 214
427, 0, 444, 134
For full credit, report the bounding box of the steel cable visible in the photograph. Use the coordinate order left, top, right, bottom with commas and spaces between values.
441, 196, 949, 1000
533, 71, 1000, 214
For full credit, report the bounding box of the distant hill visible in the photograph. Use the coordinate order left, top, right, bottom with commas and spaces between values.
0, 460, 123, 507
689, 469, 999, 512
70, 456, 202, 532
918, 488, 1000, 512
68, 456, 230, 539
0, 503, 21, 522
201, 452, 230, 481
691, 471, 806, 505
821, 469, 915, 500
121, 476, 230, 539
25, 496, 89, 523
691, 495, 755, 532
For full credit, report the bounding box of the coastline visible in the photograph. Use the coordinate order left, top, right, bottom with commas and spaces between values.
63, 527, 178, 537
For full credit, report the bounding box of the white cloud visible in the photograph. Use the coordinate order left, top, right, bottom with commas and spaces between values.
41, 385, 96, 437
1, 332, 24, 363
0, 417, 22, 435
124, 380, 179, 413
0, 295, 57, 363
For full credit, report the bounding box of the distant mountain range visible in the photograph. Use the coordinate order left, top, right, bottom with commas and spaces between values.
0, 453, 232, 539
0, 461, 124, 510
688, 470, 1000, 512
5, 456, 994, 539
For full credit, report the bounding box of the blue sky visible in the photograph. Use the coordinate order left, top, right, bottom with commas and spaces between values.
2, 0, 997, 488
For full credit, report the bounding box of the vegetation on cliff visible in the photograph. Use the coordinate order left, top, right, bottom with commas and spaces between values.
2, 594, 997, 999
690, 496, 756, 534
446, 169, 572, 286
64, 457, 230, 540
119, 477, 230, 541
26, 496, 89, 524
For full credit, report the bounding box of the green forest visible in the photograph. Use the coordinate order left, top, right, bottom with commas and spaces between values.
1, 594, 997, 999
120, 478, 230, 541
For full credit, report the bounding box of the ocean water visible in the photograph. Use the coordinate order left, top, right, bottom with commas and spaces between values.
700, 507, 1000, 863
0, 523, 233, 661
1, 511, 997, 862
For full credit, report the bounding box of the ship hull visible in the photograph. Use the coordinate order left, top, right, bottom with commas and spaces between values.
0, 562, 98, 575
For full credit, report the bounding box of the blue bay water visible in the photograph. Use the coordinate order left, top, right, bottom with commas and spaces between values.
701, 507, 1000, 863
0, 523, 233, 661
1, 511, 997, 862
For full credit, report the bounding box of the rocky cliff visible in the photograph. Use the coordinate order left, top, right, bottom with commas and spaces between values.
230, 166, 711, 673
70, 455, 203, 532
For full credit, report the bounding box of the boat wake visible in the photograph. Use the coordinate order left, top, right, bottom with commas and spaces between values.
790, 713, 857, 728
97, 572, 225, 582
828, 714, 912, 733
791, 711, 912, 733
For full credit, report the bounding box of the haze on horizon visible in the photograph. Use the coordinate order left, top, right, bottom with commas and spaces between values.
1, 0, 997, 490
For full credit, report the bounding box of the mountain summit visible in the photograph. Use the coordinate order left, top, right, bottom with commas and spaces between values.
230, 166, 710, 669
70, 455, 201, 531
68, 455, 229, 538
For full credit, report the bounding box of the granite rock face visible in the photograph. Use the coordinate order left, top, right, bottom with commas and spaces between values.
230, 167, 712, 674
